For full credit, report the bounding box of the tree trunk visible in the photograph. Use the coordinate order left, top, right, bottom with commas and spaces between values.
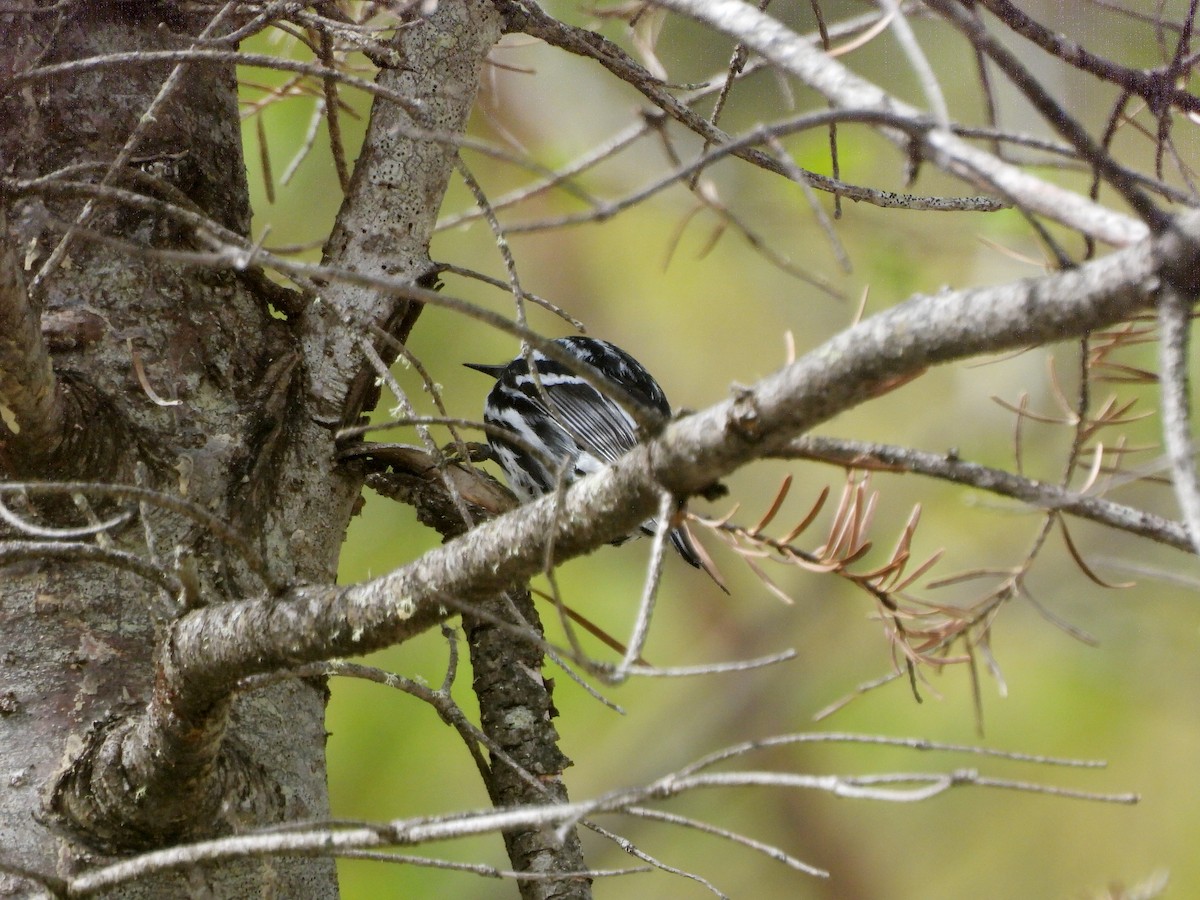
0, 4, 498, 895
1, 8, 339, 897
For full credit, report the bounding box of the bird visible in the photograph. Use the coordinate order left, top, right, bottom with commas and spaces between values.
465, 336, 710, 573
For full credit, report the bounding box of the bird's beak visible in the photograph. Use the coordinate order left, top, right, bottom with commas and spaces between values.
464, 362, 506, 379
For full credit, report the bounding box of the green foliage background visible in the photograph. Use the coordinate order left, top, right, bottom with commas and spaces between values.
241, 3, 1200, 896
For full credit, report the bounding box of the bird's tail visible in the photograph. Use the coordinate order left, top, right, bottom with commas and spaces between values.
668, 525, 702, 568
646, 518, 728, 594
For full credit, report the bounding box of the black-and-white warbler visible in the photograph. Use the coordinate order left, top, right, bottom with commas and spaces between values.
466, 336, 705, 570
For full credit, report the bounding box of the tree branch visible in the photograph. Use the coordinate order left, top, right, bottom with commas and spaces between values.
300, 0, 504, 424
781, 435, 1193, 553
464, 591, 591, 900
0, 185, 67, 471
55, 730, 1134, 897
924, 0, 1167, 230
1157, 283, 1200, 551
651, 0, 1149, 245
973, 0, 1200, 116
52, 207, 1200, 846
499, 0, 1000, 212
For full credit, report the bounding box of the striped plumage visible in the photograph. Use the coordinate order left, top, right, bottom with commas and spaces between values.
466, 336, 703, 569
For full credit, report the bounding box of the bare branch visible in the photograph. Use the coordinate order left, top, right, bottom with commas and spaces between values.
10, 49, 415, 111
613, 491, 674, 682
499, 0, 1002, 212
48, 207, 1197, 851
652, 0, 1149, 245
879, 0, 950, 127
1157, 284, 1200, 551
783, 435, 1192, 553
59, 732, 1133, 897
973, 0, 1200, 116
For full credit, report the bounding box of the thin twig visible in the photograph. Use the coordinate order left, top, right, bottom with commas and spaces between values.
783, 436, 1193, 552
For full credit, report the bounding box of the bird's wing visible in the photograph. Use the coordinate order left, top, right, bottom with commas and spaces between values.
537, 377, 640, 463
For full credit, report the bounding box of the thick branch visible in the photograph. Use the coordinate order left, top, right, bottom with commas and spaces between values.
182, 212, 1200, 674
53, 209, 1200, 846
464, 591, 591, 900
301, 1, 504, 424
0, 187, 67, 470
52, 186, 1200, 855
651, 0, 1149, 246
1157, 284, 1200, 551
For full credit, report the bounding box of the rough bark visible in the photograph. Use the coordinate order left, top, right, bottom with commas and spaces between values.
362, 445, 592, 897
0, 6, 338, 896
464, 590, 592, 900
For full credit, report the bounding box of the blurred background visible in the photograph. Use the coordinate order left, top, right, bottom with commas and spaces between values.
241, 2, 1200, 896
